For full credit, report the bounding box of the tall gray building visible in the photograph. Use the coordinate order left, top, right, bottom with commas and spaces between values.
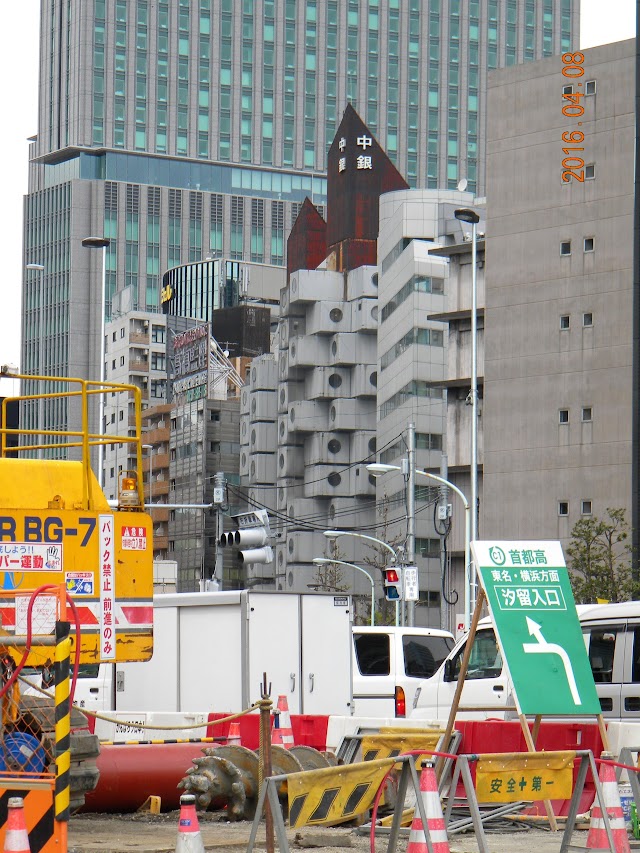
22, 0, 577, 439
483, 40, 633, 543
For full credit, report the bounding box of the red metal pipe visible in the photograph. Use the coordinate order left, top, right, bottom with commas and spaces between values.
82, 742, 216, 813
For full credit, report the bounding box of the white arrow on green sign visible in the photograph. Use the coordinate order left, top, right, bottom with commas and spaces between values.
472, 541, 601, 716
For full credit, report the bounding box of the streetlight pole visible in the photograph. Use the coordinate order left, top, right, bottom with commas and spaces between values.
454, 207, 480, 617
313, 558, 376, 626
323, 529, 399, 626
367, 463, 472, 632
81, 236, 110, 489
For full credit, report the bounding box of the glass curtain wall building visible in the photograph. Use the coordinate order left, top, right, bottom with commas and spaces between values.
22, 0, 577, 439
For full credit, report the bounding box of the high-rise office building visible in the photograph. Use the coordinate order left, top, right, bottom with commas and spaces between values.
22, 0, 577, 442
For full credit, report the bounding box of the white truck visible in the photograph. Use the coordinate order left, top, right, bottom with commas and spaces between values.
68, 591, 354, 728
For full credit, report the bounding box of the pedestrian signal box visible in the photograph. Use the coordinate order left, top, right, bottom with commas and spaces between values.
384, 567, 402, 601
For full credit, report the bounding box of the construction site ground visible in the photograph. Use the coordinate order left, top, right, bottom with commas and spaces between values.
67, 811, 595, 853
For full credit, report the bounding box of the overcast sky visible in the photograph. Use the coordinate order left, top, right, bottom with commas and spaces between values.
0, 0, 635, 389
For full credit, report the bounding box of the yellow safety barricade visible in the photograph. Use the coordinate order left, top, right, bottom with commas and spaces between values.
475, 750, 576, 802
361, 731, 443, 766
288, 757, 395, 828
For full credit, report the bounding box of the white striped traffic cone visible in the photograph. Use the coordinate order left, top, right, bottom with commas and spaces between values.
406, 761, 449, 853
586, 752, 631, 852
276, 694, 294, 748
175, 794, 205, 853
4, 797, 30, 853
226, 721, 241, 746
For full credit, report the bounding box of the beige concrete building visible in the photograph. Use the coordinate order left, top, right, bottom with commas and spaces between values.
483, 39, 634, 541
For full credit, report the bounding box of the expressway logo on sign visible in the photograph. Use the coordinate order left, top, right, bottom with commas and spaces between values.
472, 541, 600, 716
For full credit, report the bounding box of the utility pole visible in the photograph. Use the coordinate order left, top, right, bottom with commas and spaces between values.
439, 453, 450, 632
406, 421, 416, 626
212, 471, 226, 589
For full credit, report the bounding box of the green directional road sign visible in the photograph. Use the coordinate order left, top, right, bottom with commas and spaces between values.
472, 540, 601, 716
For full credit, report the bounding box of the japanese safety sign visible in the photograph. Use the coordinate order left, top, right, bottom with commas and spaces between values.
0, 508, 153, 665
472, 541, 600, 716
476, 751, 575, 802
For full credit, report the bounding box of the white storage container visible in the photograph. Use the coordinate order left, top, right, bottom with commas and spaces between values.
351, 363, 378, 398
289, 335, 330, 368
305, 301, 350, 336
250, 421, 276, 452
278, 445, 305, 478
290, 269, 344, 304
329, 398, 377, 431
249, 355, 277, 390
288, 401, 329, 432
350, 298, 378, 334
305, 431, 350, 466
345, 265, 378, 301
248, 452, 277, 484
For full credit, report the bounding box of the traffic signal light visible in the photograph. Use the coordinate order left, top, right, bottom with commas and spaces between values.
219, 509, 273, 565
384, 566, 402, 601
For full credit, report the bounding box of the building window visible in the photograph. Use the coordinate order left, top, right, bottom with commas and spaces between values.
562, 84, 573, 95
559, 409, 569, 424
560, 315, 570, 330
558, 501, 569, 516
120, 327, 125, 338
582, 407, 592, 422
585, 163, 595, 179
585, 80, 596, 95
560, 241, 571, 256
583, 312, 593, 327
581, 500, 592, 516
584, 237, 595, 252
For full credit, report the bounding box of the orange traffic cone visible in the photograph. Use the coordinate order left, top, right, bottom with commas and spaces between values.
276, 694, 294, 748
226, 721, 241, 746
4, 797, 30, 853
175, 793, 205, 853
586, 752, 631, 852
406, 761, 449, 853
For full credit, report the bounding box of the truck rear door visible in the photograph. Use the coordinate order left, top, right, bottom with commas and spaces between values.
301, 594, 352, 715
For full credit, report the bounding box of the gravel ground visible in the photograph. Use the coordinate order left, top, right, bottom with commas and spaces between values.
67, 811, 596, 853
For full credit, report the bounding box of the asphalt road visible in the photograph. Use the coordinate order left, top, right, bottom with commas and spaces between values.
67, 812, 599, 853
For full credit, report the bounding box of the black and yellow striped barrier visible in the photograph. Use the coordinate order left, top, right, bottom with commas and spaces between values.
54, 618, 71, 824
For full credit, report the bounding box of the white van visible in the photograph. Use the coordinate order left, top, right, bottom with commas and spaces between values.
352, 626, 455, 718
411, 602, 640, 721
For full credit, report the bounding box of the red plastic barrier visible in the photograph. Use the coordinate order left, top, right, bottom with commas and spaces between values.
454, 719, 603, 816
207, 713, 329, 751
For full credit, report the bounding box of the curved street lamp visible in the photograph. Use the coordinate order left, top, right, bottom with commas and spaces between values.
323, 529, 397, 561
367, 462, 473, 631
323, 529, 399, 625
313, 557, 376, 626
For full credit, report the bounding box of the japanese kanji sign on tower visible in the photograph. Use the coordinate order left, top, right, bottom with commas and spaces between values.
472, 540, 600, 716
